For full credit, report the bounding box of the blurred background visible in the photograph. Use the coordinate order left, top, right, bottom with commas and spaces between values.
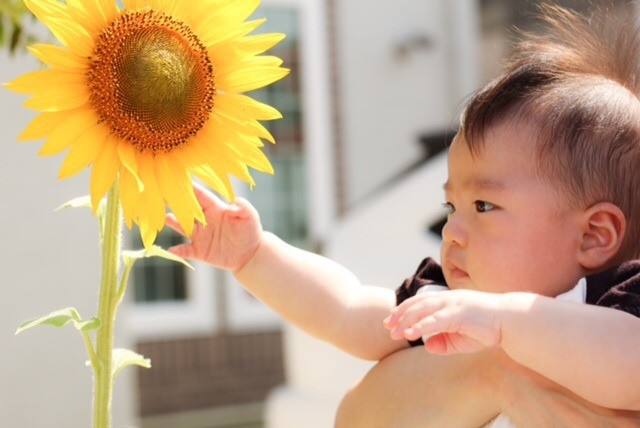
0, 0, 631, 427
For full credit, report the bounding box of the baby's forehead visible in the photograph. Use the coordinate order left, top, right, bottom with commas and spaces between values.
451, 123, 539, 167
446, 124, 561, 194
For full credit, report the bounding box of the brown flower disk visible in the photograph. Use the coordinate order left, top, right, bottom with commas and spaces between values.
87, 10, 215, 154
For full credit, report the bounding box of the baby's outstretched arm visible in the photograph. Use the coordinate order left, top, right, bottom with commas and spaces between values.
384, 290, 640, 410
166, 184, 409, 361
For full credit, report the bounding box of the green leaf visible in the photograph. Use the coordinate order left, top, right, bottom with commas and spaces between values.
55, 195, 92, 211
111, 348, 151, 380
122, 245, 193, 269
16, 307, 100, 335
76, 317, 101, 332
0, 17, 5, 46
9, 24, 20, 53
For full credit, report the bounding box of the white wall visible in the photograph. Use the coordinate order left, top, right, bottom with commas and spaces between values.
0, 45, 136, 427
335, 0, 456, 208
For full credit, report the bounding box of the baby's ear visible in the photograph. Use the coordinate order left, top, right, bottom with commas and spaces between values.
577, 202, 626, 270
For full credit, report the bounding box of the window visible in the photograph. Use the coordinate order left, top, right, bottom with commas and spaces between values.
131, 227, 187, 303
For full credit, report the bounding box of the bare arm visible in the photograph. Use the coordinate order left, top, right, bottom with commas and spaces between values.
233, 231, 408, 360
500, 293, 640, 411
167, 186, 408, 361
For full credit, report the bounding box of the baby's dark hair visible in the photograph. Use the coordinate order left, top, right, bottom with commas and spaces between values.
460, 1, 640, 259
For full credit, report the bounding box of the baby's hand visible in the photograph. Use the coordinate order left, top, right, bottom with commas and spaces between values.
165, 183, 263, 272
383, 289, 505, 355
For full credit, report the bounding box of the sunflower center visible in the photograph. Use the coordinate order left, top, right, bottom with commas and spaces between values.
88, 10, 214, 154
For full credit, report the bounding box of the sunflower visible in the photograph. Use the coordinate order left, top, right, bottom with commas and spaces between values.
4, 0, 288, 247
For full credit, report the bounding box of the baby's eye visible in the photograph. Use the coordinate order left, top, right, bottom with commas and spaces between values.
474, 200, 495, 213
442, 202, 455, 214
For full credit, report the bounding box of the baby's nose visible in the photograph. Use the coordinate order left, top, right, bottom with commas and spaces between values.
441, 217, 468, 248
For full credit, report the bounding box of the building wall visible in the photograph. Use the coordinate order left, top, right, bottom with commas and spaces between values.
334, 0, 464, 209
0, 42, 136, 428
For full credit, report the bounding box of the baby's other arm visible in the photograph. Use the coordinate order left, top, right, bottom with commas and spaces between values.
385, 290, 640, 410
167, 184, 409, 361
499, 294, 640, 411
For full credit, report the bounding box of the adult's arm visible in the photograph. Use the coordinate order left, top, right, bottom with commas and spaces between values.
335, 347, 501, 427
495, 349, 640, 427
335, 347, 640, 427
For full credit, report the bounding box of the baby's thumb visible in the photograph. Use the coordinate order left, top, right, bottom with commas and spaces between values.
168, 243, 196, 260
228, 197, 257, 220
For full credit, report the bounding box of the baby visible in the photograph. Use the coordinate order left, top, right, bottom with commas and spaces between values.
166, 3, 640, 424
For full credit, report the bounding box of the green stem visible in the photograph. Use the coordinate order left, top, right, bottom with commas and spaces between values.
93, 183, 122, 428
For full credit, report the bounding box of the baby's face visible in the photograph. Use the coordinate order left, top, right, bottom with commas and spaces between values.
440, 123, 586, 296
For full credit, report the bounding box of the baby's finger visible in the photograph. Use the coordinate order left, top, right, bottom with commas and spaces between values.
386, 294, 422, 327
390, 299, 445, 340
404, 307, 458, 341
167, 243, 197, 260
229, 197, 257, 220
423, 334, 451, 355
165, 213, 186, 237
193, 182, 228, 214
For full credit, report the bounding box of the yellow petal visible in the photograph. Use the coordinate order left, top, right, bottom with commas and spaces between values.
138, 222, 158, 249
4, 69, 86, 94
224, 18, 267, 40
244, 55, 284, 68
122, 0, 148, 10
117, 141, 145, 192
217, 66, 289, 94
119, 166, 141, 230
167, 0, 211, 32
68, 0, 112, 33
27, 44, 88, 70
66, 0, 94, 34
198, 0, 261, 46
58, 123, 109, 179
236, 33, 286, 56
38, 108, 99, 156
224, 137, 274, 174
196, 122, 256, 186
121, 0, 139, 9
41, 16, 95, 57
138, 154, 167, 242
17, 110, 78, 141
24, 0, 70, 21
90, 136, 120, 211
154, 154, 204, 236
23, 84, 90, 111
149, 0, 177, 16
217, 127, 273, 174
247, 120, 275, 144
209, 39, 243, 73
192, 164, 233, 201
215, 92, 282, 121
95, 0, 119, 23
214, 111, 275, 144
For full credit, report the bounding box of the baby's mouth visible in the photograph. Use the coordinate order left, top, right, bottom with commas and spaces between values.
445, 261, 469, 280
450, 267, 469, 280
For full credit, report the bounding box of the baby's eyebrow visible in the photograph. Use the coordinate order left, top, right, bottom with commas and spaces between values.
443, 177, 506, 192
